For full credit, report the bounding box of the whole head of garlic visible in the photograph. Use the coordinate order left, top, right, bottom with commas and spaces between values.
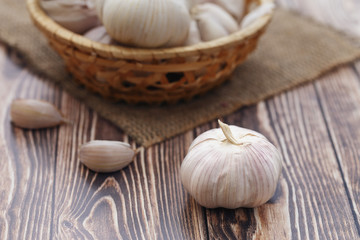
180, 120, 282, 209
94, 0, 191, 48
41, 0, 100, 34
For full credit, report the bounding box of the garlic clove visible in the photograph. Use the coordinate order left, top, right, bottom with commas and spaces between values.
183, 0, 199, 9
79, 140, 136, 173
41, 0, 100, 34
207, 0, 245, 21
83, 26, 114, 44
192, 3, 238, 42
184, 20, 203, 46
240, 2, 275, 29
180, 120, 282, 209
10, 99, 67, 129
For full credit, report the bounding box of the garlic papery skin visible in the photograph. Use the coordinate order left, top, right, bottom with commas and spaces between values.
84, 26, 114, 44
240, 2, 275, 29
184, 20, 202, 46
180, 120, 282, 209
10, 99, 66, 129
95, 0, 191, 48
191, 3, 238, 42
204, 0, 245, 21
80, 140, 136, 173
41, 0, 100, 34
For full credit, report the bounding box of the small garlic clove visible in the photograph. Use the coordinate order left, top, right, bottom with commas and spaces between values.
208, 0, 245, 21
192, 3, 238, 42
41, 0, 100, 34
240, 2, 275, 29
184, 20, 203, 46
83, 26, 114, 44
79, 140, 136, 173
10, 99, 67, 129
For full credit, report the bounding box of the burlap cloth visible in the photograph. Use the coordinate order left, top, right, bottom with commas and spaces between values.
1, 0, 360, 147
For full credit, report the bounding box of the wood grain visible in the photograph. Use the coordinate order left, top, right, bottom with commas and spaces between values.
0, 47, 59, 239
266, 85, 359, 240
51, 99, 207, 239
204, 86, 359, 239
315, 65, 360, 230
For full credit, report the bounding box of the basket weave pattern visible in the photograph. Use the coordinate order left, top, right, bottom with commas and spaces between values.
27, 0, 272, 104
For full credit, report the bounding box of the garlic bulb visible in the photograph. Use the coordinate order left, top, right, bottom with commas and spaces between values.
180, 120, 282, 209
80, 140, 136, 173
95, 0, 191, 48
41, 0, 100, 34
191, 3, 238, 42
240, 2, 275, 29
10, 99, 67, 129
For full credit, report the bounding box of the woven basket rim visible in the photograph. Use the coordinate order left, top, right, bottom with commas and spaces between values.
26, 0, 274, 60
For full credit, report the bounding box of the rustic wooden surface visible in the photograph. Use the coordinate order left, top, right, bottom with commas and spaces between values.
0, 0, 360, 239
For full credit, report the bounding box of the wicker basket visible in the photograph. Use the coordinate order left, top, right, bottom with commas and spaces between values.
26, 0, 274, 104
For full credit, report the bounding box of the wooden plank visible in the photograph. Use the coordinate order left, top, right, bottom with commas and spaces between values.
315, 64, 360, 229
276, 0, 360, 38
0, 46, 59, 239
203, 83, 359, 239
266, 86, 358, 239
279, 0, 360, 234
51, 94, 208, 239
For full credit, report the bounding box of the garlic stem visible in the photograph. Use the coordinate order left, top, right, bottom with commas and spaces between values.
218, 120, 241, 145
218, 120, 257, 145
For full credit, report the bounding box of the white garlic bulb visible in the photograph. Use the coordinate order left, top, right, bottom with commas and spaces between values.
10, 99, 67, 129
191, 3, 238, 42
240, 2, 275, 29
95, 0, 191, 48
180, 120, 282, 209
80, 140, 136, 173
41, 0, 100, 34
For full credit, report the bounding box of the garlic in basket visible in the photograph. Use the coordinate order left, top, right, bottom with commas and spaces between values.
240, 2, 275, 29
180, 120, 282, 209
184, 20, 202, 46
41, 0, 100, 34
199, 0, 245, 21
84, 26, 114, 44
94, 0, 191, 48
191, 3, 238, 42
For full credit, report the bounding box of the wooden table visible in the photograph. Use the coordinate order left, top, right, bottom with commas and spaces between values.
1, 0, 360, 239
